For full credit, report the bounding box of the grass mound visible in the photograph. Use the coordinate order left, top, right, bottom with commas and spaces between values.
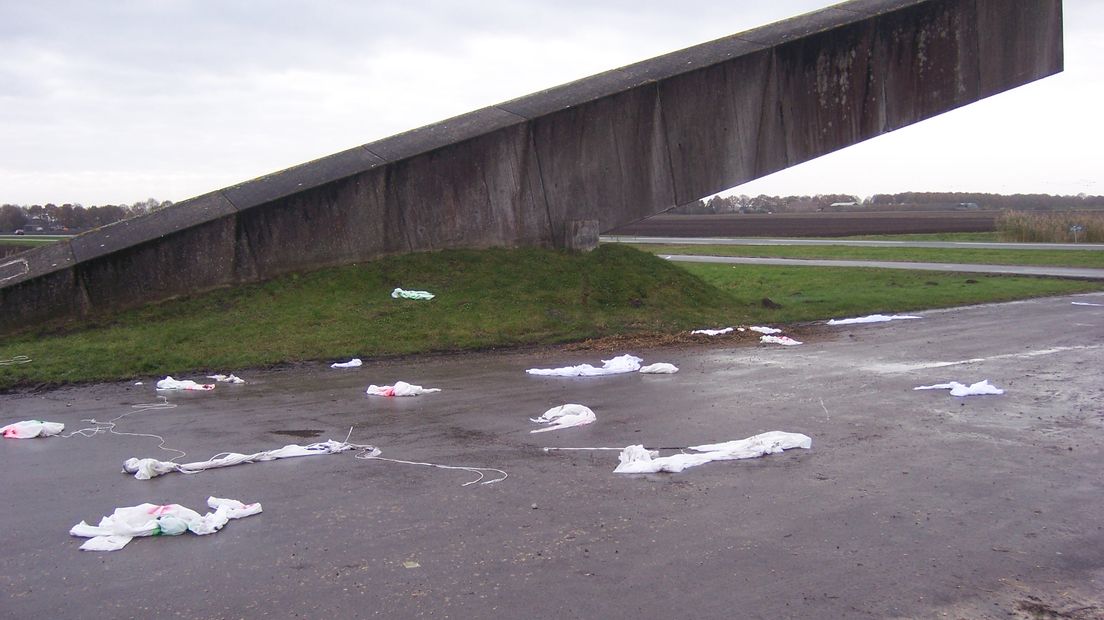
0, 245, 739, 387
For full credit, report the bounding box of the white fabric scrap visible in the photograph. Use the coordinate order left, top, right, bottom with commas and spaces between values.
526, 354, 643, 377
2, 420, 65, 439
690, 327, 733, 336
529, 404, 597, 433
69, 497, 262, 551
207, 373, 245, 384
614, 431, 812, 474
391, 288, 435, 300
123, 439, 373, 480
749, 326, 781, 334
914, 380, 1004, 396
639, 363, 679, 374
760, 335, 802, 346
366, 381, 441, 397
331, 358, 363, 368
827, 314, 921, 326
156, 376, 214, 391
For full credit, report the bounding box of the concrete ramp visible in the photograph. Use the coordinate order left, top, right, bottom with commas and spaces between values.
0, 0, 1063, 332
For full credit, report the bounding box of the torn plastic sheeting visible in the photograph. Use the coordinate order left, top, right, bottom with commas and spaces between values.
2, 420, 65, 439
123, 438, 376, 480
331, 358, 363, 368
639, 363, 679, 374
207, 374, 245, 384
914, 380, 1004, 396
366, 381, 441, 397
749, 326, 781, 335
827, 314, 921, 326
530, 404, 596, 433
760, 335, 802, 346
614, 431, 813, 474
69, 497, 262, 551
690, 327, 733, 336
391, 288, 435, 300
526, 354, 643, 377
156, 376, 215, 391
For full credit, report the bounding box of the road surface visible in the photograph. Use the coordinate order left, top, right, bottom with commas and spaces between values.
2, 293, 1103, 618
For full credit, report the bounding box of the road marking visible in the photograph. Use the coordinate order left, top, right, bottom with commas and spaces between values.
865, 345, 1104, 374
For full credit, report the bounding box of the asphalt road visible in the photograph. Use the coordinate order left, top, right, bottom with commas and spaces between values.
661, 254, 1104, 280
603, 235, 1104, 251
2, 293, 1103, 619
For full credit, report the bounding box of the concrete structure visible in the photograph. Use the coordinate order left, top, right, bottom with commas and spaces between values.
0, 0, 1063, 332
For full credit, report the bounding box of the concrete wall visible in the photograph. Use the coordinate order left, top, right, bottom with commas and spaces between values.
0, 0, 1063, 333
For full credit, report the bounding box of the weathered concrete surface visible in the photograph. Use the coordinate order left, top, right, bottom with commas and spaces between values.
1, 293, 1101, 618
0, 0, 1064, 332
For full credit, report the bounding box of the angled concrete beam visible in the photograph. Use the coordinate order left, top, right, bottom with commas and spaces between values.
1, 0, 1063, 332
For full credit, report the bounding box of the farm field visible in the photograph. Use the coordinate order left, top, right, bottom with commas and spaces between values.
608, 211, 998, 237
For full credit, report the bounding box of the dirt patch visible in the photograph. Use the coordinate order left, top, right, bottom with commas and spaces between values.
1016, 596, 1102, 620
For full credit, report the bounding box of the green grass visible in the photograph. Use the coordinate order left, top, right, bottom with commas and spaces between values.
0, 235, 68, 245
635, 244, 1104, 268
831, 232, 1000, 242
679, 263, 1102, 324
2, 244, 1101, 389
0, 246, 736, 387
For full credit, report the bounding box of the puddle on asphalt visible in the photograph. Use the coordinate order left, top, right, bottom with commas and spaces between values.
270, 429, 324, 438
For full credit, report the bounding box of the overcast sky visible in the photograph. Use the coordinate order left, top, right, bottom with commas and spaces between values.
1, 1, 1100, 206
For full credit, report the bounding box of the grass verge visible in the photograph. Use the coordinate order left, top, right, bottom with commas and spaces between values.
679, 263, 1103, 324
831, 232, 1000, 242
2, 245, 1100, 389
634, 244, 1104, 268
0, 246, 735, 388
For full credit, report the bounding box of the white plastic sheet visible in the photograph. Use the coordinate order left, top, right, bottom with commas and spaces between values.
123, 439, 374, 480
207, 373, 245, 384
366, 381, 441, 397
526, 354, 643, 377
70, 497, 262, 551
760, 335, 802, 346
914, 380, 1004, 396
749, 326, 781, 334
690, 327, 733, 336
391, 288, 435, 300
331, 358, 363, 368
2, 420, 64, 439
614, 431, 812, 474
530, 404, 597, 433
827, 314, 921, 326
156, 376, 214, 391
639, 363, 679, 374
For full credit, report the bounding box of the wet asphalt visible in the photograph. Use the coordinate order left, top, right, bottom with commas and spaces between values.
2, 292, 1103, 619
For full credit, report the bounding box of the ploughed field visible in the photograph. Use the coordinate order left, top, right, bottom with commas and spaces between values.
608, 210, 998, 237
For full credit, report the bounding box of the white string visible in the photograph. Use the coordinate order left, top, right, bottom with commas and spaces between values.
355, 452, 508, 486
62, 396, 185, 461
344, 429, 506, 486
0, 355, 31, 366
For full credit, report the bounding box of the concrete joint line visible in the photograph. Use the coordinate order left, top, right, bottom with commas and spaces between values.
0, 258, 29, 283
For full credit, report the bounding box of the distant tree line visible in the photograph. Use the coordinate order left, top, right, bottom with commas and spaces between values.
672, 192, 1104, 215
0, 198, 171, 233
864, 192, 1104, 210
